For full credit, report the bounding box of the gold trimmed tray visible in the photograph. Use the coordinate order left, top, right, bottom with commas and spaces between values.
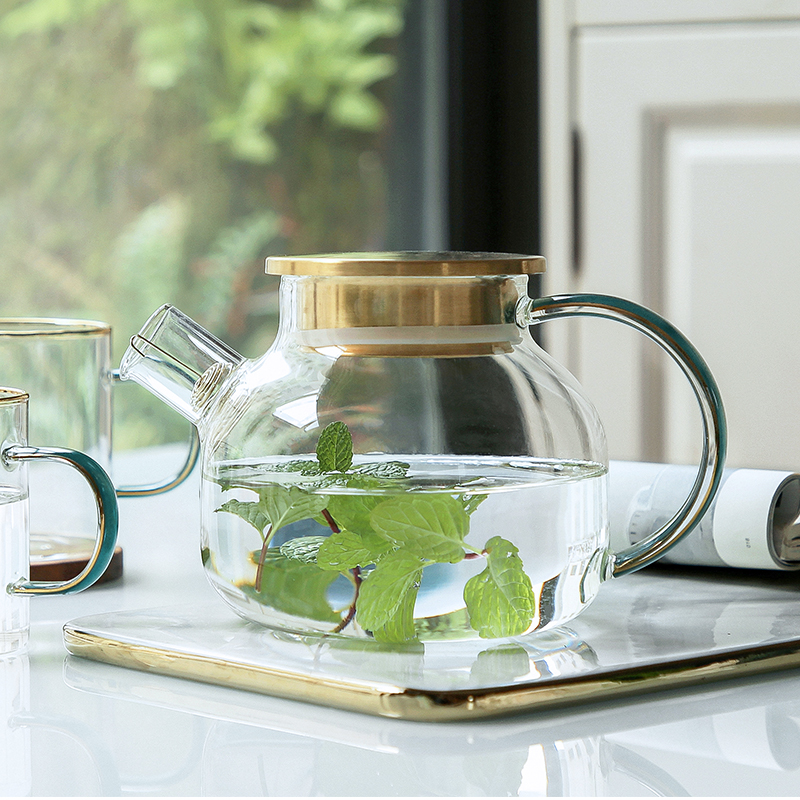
63, 567, 800, 722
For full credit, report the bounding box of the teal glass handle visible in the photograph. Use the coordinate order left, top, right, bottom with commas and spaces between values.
523, 293, 727, 576
112, 369, 200, 497
7, 445, 119, 594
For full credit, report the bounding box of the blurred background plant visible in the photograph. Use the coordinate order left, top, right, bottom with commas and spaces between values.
0, 0, 405, 448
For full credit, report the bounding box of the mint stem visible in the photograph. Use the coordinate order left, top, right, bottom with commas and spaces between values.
333, 567, 362, 633
320, 507, 360, 633
254, 524, 273, 592
321, 508, 340, 533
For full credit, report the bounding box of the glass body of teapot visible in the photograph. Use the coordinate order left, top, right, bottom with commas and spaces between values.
119, 253, 725, 644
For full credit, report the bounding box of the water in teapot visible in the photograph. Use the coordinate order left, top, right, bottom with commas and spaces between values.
200, 425, 608, 642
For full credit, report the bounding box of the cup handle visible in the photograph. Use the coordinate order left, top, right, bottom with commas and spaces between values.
111, 369, 200, 497
524, 292, 727, 576
5, 446, 119, 595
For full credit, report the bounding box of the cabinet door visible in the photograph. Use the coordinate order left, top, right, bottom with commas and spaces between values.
570, 22, 800, 469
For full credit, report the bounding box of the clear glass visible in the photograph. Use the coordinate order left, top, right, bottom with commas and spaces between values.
0, 320, 196, 576
0, 392, 29, 654
120, 261, 725, 644
0, 320, 111, 570
0, 387, 119, 655
523, 294, 727, 575
123, 276, 615, 643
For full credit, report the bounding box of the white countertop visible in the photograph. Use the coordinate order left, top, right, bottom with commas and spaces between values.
7, 449, 800, 797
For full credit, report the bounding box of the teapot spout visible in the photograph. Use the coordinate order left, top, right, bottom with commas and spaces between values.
119, 305, 244, 425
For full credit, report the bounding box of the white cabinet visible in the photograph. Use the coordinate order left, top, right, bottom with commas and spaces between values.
541, 2, 800, 469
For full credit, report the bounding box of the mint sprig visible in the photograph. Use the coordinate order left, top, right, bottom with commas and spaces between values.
215, 421, 535, 642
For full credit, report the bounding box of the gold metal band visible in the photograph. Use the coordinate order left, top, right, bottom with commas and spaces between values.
305, 341, 515, 358
62, 624, 800, 722
266, 251, 546, 277
295, 276, 521, 331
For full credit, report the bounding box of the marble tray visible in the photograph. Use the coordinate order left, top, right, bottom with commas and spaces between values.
63, 567, 800, 722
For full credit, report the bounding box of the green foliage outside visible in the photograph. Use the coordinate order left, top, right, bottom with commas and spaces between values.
0, 0, 405, 448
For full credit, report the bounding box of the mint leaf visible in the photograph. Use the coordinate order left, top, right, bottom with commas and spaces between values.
258, 460, 322, 475
282, 461, 323, 475
370, 495, 469, 563
335, 474, 385, 492
327, 494, 382, 536
241, 550, 339, 623
280, 536, 327, 564
218, 486, 329, 538
259, 485, 329, 534
372, 581, 419, 643
317, 529, 394, 571
464, 536, 535, 638
283, 474, 353, 493
316, 421, 353, 472
217, 499, 271, 536
356, 550, 425, 631
462, 493, 488, 515
350, 461, 410, 480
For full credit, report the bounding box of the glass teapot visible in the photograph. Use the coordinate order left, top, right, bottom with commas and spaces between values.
119, 252, 726, 643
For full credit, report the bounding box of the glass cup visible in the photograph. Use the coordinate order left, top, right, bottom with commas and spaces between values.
1, 388, 119, 654
0, 319, 197, 581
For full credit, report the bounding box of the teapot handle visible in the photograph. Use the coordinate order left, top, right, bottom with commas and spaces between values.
522, 293, 727, 576
111, 369, 201, 497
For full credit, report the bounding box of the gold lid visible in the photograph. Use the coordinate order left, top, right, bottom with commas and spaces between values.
266, 251, 546, 277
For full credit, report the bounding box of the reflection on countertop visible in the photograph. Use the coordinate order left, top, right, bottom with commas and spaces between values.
10, 448, 800, 796
5, 645, 800, 796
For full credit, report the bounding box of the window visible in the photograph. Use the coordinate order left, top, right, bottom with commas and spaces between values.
0, 0, 437, 446
0, 0, 539, 447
